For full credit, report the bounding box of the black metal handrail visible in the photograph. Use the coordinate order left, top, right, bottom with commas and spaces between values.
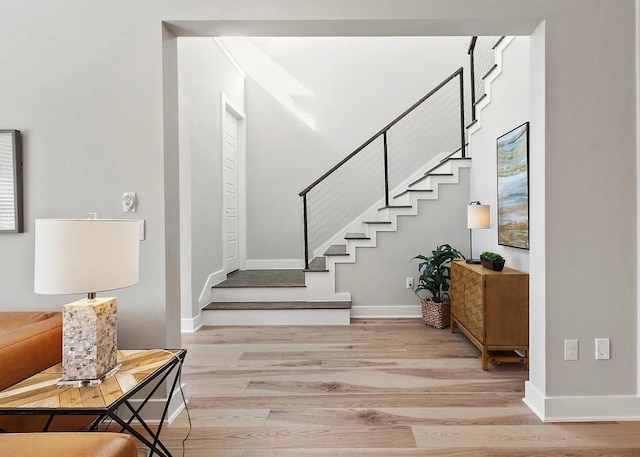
299, 67, 467, 269
468, 37, 478, 123
299, 67, 464, 197
468, 36, 505, 123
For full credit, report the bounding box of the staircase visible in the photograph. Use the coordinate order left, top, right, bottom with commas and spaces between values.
202, 154, 470, 326
202, 37, 507, 326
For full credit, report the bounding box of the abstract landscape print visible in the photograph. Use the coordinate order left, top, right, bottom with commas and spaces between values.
497, 122, 529, 249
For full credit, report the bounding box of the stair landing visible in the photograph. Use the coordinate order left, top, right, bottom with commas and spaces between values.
213, 269, 305, 288
205, 269, 351, 326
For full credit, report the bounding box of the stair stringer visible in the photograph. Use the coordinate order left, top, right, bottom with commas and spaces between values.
304, 160, 471, 307
310, 151, 462, 260
467, 36, 515, 138
327, 160, 470, 265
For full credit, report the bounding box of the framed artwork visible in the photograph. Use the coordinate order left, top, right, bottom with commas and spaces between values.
0, 130, 23, 233
497, 122, 529, 249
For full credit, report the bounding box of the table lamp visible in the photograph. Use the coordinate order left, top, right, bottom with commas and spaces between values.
34, 219, 140, 386
466, 201, 490, 264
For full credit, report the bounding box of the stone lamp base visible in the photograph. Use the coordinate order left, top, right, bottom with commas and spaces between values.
59, 297, 119, 386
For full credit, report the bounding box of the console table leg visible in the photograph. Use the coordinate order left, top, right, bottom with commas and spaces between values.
482, 348, 488, 370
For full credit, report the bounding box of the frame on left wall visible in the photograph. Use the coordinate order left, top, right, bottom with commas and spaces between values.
0, 130, 24, 233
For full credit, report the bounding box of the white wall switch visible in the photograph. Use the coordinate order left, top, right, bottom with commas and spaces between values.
123, 192, 137, 212
595, 338, 610, 360
564, 339, 578, 361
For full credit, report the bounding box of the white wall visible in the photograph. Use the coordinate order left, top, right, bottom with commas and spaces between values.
337, 169, 470, 317
468, 36, 531, 273
245, 78, 341, 262
541, 3, 635, 405
246, 37, 470, 152
0, 0, 636, 422
0, 3, 172, 350
636, 0, 640, 397
178, 38, 245, 323
527, 22, 547, 411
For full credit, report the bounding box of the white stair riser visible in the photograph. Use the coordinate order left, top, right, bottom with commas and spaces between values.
211, 287, 349, 302
408, 174, 459, 190
202, 309, 350, 325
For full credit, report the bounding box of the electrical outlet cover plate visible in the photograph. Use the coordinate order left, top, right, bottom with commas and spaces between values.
595, 338, 610, 360
564, 339, 578, 361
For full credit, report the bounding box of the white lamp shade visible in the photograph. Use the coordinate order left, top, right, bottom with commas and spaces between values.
467, 204, 490, 229
34, 219, 140, 295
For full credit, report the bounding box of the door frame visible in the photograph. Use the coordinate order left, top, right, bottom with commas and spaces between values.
221, 93, 247, 272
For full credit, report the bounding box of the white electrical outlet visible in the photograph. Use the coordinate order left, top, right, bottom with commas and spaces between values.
595, 338, 610, 360
564, 339, 578, 361
406, 277, 414, 289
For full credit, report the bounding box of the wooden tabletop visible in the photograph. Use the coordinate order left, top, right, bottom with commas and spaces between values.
0, 349, 183, 411
452, 260, 528, 276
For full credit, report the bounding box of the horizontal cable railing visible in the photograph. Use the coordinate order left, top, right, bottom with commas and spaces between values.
306, 138, 384, 257
300, 68, 466, 269
468, 36, 503, 122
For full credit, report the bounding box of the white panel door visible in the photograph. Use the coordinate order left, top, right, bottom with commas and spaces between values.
223, 110, 240, 273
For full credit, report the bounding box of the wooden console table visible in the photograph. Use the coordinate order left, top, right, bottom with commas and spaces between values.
450, 260, 529, 370
0, 349, 186, 457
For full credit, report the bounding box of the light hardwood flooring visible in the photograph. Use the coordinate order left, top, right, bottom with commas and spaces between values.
154, 319, 640, 456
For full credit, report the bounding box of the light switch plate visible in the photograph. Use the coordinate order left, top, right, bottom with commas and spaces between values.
123, 192, 137, 213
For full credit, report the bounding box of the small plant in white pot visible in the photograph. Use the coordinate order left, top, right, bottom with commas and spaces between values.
412, 244, 464, 328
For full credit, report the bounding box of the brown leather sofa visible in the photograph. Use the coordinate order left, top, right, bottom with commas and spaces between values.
0, 432, 137, 457
0, 312, 93, 431
0, 312, 62, 392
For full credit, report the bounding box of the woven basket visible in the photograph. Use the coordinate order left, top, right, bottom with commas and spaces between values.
421, 298, 450, 329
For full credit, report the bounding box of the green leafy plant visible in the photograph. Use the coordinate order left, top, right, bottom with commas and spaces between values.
412, 244, 464, 303
480, 251, 504, 261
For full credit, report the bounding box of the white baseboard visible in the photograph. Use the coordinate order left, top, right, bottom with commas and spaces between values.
181, 313, 203, 333
246, 259, 305, 269
167, 383, 188, 424
350, 305, 421, 318
123, 382, 187, 424
523, 381, 545, 421
197, 269, 226, 306
524, 381, 640, 422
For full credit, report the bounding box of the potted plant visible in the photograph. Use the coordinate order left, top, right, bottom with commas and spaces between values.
412, 244, 464, 328
480, 251, 505, 271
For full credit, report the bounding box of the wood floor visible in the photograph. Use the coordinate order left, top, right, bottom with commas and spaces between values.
155, 319, 640, 456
